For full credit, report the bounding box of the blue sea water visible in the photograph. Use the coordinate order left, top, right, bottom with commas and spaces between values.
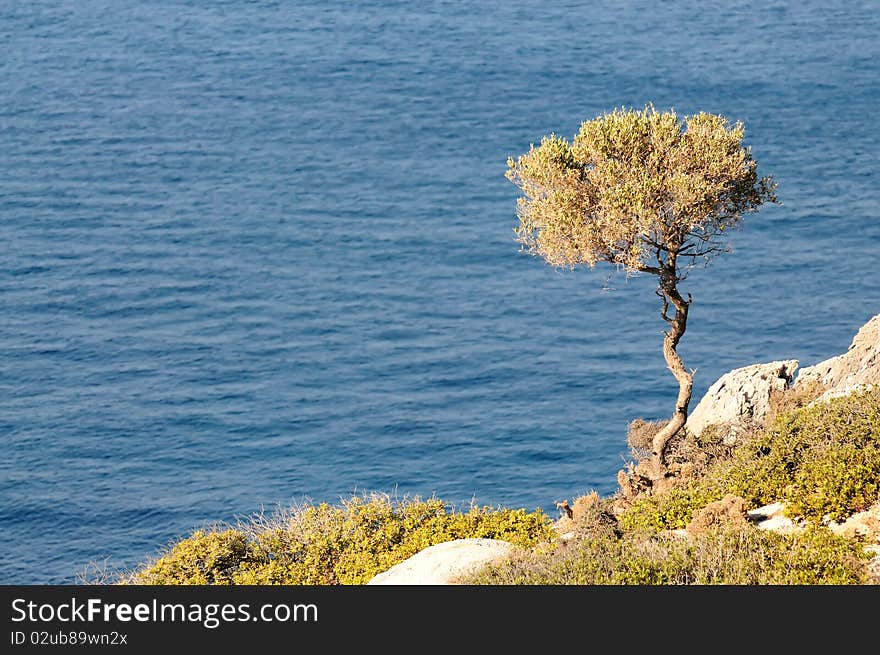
1, 1, 878, 584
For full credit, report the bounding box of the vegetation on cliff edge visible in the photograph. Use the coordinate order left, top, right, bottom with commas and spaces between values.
127, 388, 879, 585
128, 495, 553, 585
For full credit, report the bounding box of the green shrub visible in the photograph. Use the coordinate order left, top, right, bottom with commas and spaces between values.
618, 486, 724, 532
135, 530, 249, 585
130, 495, 554, 585
618, 389, 880, 528
788, 442, 880, 521
716, 389, 880, 521
467, 524, 868, 585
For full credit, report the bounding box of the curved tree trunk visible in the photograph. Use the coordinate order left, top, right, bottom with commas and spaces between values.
649, 276, 693, 481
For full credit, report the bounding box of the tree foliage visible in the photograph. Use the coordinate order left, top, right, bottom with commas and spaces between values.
507, 106, 776, 274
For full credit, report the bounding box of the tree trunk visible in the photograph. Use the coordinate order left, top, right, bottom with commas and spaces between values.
649, 277, 693, 481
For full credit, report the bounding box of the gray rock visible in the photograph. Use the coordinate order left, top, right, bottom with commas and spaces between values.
795, 355, 837, 388
366, 538, 515, 585
797, 314, 880, 400
686, 360, 799, 439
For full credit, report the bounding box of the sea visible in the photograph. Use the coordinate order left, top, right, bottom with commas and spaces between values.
1, 0, 878, 583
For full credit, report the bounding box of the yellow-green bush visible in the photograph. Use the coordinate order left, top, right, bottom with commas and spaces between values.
717, 389, 880, 521
135, 530, 249, 585
467, 524, 868, 585
618, 486, 724, 532
617, 389, 880, 532
131, 495, 554, 585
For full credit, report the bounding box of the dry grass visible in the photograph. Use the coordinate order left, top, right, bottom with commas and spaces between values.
626, 418, 666, 462
766, 380, 827, 424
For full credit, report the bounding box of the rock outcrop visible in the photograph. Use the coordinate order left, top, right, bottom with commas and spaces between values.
682, 314, 878, 440
366, 538, 514, 585
686, 360, 799, 439
796, 314, 880, 399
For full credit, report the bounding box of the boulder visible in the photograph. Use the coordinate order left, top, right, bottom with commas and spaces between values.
867, 547, 880, 584
828, 500, 880, 540
747, 502, 803, 534
686, 360, 799, 439
796, 314, 880, 400
366, 538, 515, 585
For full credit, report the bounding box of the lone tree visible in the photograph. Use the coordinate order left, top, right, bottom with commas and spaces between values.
507, 106, 776, 480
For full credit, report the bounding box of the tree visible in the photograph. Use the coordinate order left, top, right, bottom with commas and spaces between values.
506, 106, 776, 480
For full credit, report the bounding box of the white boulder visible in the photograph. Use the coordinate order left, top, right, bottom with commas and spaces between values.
367, 538, 515, 585
747, 502, 802, 534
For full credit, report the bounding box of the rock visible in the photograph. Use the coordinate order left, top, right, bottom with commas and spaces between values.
748, 501, 786, 520
828, 500, 880, 540
795, 356, 836, 389
797, 314, 880, 400
748, 499, 880, 539
747, 502, 803, 534
827, 499, 880, 583
687, 494, 748, 534
366, 538, 515, 585
686, 360, 799, 439
866, 547, 880, 584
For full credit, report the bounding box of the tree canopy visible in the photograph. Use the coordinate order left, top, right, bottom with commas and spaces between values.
507, 106, 776, 275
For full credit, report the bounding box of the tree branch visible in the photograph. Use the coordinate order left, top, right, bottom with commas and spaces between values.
656, 286, 672, 323
636, 264, 663, 276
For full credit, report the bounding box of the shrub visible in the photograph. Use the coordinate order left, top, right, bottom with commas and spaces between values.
467, 524, 868, 585
134, 530, 249, 585
617, 389, 880, 531
622, 418, 739, 498
618, 486, 724, 532
130, 494, 554, 585
788, 441, 880, 522
627, 418, 667, 462
716, 388, 880, 521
